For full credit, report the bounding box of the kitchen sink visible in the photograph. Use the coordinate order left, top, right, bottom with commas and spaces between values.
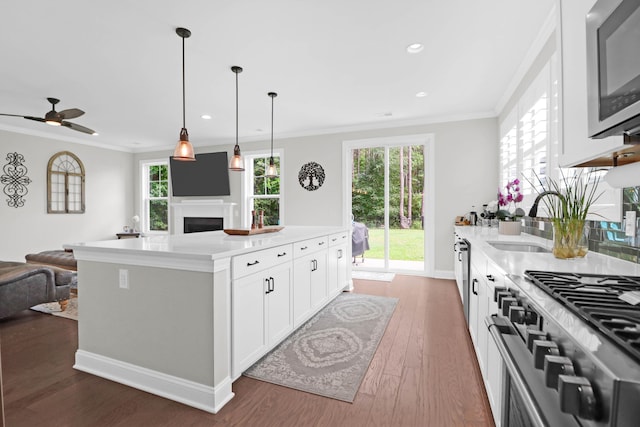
487, 241, 550, 253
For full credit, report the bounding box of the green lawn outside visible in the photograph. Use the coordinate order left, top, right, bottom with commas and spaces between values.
365, 228, 424, 261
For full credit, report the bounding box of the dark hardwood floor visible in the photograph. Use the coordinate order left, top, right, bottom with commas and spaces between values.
0, 276, 494, 426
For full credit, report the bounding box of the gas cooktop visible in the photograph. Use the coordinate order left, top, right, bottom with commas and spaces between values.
525, 270, 640, 364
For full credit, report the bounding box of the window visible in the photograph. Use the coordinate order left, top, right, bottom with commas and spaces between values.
243, 152, 282, 227
499, 58, 556, 210
141, 160, 169, 233
47, 151, 85, 213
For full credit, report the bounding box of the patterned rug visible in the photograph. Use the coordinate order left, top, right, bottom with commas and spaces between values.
31, 296, 78, 321
244, 293, 397, 402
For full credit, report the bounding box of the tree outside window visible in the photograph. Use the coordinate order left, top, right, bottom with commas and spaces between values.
142, 161, 169, 232
247, 155, 281, 226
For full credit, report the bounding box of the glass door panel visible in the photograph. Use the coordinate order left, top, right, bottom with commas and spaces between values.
351, 147, 387, 269
351, 144, 425, 273
387, 145, 424, 271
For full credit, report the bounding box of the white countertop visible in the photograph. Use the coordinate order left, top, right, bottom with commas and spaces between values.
67, 226, 346, 262
454, 225, 640, 277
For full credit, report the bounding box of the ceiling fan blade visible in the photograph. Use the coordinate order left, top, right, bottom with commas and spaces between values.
59, 108, 85, 119
0, 113, 29, 118
23, 116, 46, 123
62, 121, 95, 135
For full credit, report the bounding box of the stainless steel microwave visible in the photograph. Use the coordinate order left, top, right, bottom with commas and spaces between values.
586, 0, 640, 138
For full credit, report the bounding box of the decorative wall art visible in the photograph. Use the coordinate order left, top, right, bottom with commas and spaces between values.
298, 161, 326, 191
1, 152, 32, 208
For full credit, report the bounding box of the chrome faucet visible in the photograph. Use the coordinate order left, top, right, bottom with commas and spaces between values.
528, 191, 564, 217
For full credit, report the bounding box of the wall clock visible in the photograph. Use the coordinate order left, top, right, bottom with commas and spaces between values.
298, 161, 325, 191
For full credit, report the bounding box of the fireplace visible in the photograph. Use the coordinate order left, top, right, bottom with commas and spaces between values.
184, 217, 223, 234
171, 200, 235, 234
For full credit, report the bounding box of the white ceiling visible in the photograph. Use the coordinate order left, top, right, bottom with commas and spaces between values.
0, 0, 555, 152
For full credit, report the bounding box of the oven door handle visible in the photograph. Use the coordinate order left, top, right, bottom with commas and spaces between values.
486, 315, 547, 427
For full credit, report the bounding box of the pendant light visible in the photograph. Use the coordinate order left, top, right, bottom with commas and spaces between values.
229, 66, 245, 171
172, 27, 195, 161
265, 92, 278, 177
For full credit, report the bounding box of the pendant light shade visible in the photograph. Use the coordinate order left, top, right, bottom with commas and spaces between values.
229, 66, 245, 171
173, 27, 196, 161
265, 92, 278, 177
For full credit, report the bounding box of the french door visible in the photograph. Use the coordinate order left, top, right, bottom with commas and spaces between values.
344, 134, 434, 275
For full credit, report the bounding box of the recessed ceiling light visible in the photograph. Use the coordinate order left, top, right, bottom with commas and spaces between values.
406, 43, 424, 54
381, 112, 393, 117
416, 91, 428, 98
201, 114, 212, 120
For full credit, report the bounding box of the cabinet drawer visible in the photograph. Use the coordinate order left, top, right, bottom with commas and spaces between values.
232, 244, 292, 279
293, 236, 328, 257
328, 231, 349, 247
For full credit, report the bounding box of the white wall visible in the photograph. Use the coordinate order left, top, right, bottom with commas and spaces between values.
0, 130, 134, 261
135, 117, 499, 274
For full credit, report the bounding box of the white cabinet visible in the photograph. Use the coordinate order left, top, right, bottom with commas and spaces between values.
232, 244, 293, 378
293, 236, 329, 327
559, 0, 626, 167
328, 231, 349, 298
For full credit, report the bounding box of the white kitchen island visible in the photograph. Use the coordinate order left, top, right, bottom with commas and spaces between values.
68, 226, 350, 413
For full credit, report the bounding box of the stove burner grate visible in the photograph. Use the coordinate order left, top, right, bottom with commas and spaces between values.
525, 270, 640, 363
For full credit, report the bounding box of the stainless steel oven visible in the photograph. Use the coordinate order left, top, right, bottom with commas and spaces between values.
486, 271, 640, 426
487, 315, 581, 427
587, 0, 640, 138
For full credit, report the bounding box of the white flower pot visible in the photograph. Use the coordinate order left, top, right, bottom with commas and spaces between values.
498, 220, 522, 235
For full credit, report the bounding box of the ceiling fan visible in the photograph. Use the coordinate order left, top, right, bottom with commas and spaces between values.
0, 97, 96, 135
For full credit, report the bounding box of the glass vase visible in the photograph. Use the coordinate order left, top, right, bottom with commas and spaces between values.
552, 218, 589, 259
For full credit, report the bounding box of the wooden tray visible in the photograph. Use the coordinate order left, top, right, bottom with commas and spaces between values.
224, 226, 284, 236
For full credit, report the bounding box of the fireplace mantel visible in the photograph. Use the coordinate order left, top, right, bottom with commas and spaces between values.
171, 200, 236, 234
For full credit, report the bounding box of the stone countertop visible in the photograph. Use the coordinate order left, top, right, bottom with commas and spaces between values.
454, 225, 640, 277
67, 226, 346, 263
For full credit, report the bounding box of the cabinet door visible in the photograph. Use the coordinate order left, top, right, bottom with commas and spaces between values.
476, 276, 490, 376
232, 272, 267, 376
310, 250, 328, 311
335, 244, 347, 295
267, 262, 293, 345
468, 271, 480, 346
293, 254, 313, 326
486, 330, 504, 427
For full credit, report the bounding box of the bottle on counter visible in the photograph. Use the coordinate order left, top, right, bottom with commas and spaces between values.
258, 210, 264, 229
251, 210, 256, 229
470, 206, 478, 226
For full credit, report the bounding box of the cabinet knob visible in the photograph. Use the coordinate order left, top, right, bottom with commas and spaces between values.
558, 375, 598, 420
532, 340, 559, 369
486, 274, 496, 282
544, 355, 575, 389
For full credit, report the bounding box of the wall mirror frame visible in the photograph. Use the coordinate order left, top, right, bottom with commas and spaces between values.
47, 151, 85, 214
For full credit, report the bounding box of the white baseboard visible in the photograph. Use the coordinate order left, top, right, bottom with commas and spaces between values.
434, 270, 455, 280
74, 350, 234, 413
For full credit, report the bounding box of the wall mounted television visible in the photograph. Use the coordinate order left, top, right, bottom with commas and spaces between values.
169, 152, 231, 197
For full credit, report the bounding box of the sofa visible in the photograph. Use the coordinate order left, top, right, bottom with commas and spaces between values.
0, 261, 76, 319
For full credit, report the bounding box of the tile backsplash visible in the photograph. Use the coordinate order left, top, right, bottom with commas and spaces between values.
522, 186, 640, 264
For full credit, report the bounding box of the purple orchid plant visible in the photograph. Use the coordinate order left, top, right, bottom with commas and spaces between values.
497, 178, 524, 220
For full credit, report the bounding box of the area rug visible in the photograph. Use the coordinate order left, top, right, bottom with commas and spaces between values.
31, 296, 78, 321
244, 293, 397, 402
351, 270, 396, 282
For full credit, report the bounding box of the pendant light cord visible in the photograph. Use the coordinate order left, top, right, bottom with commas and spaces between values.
235, 71, 239, 147
182, 36, 186, 129
270, 95, 274, 156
